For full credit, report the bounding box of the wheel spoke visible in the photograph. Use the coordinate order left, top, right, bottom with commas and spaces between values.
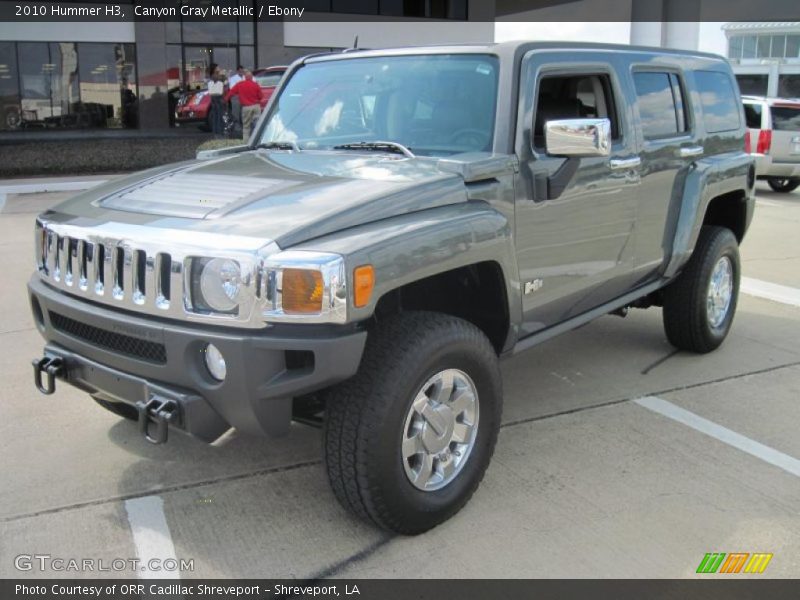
419, 402, 448, 435
402, 433, 424, 459
439, 457, 456, 481
449, 387, 474, 415
413, 454, 434, 487
452, 421, 472, 444
432, 370, 455, 404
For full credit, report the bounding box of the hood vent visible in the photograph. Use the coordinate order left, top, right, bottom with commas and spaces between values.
98, 172, 295, 219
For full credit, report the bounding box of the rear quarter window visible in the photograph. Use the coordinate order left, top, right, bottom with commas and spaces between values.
770, 106, 800, 131
695, 71, 741, 133
743, 103, 763, 129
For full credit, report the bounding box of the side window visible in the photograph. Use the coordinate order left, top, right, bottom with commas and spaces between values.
743, 102, 763, 129
695, 71, 741, 133
533, 73, 619, 149
633, 71, 688, 140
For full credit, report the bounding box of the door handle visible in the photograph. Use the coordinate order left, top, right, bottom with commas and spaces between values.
609, 156, 641, 170
679, 145, 704, 158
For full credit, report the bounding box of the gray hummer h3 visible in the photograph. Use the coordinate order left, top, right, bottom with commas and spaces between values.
29, 42, 755, 534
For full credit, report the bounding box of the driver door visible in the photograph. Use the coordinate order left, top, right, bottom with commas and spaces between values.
514, 53, 640, 337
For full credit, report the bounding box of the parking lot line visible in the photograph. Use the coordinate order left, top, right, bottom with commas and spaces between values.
635, 396, 800, 478
124, 496, 180, 579
741, 277, 800, 308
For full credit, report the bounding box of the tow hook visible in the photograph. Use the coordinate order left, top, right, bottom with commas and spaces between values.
137, 396, 178, 444
32, 356, 65, 395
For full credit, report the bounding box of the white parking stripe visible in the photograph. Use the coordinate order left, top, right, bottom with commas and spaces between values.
741, 277, 800, 308
635, 396, 800, 478
124, 496, 181, 579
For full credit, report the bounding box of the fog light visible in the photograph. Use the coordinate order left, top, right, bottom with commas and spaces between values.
204, 343, 226, 381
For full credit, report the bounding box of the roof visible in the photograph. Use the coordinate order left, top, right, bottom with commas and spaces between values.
723, 22, 800, 34
301, 40, 726, 64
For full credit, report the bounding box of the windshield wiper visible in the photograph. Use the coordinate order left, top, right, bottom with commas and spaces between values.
332, 141, 415, 158
255, 141, 300, 152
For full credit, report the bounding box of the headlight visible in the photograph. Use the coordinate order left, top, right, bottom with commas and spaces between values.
263, 251, 348, 324
191, 257, 243, 314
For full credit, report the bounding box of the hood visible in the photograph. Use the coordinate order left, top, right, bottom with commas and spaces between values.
52, 149, 508, 248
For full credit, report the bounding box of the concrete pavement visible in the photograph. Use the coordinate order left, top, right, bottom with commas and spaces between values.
1, 181, 798, 579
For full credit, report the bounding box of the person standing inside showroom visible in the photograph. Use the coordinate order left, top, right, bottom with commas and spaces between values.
225, 70, 263, 140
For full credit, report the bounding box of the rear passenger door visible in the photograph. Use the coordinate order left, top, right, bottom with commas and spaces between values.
629, 68, 699, 282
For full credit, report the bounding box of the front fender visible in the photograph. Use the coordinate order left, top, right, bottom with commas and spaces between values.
288, 202, 522, 349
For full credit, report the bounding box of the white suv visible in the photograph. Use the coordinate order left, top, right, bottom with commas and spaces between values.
743, 95, 800, 193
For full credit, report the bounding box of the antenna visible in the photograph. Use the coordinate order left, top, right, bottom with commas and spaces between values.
352, 35, 359, 49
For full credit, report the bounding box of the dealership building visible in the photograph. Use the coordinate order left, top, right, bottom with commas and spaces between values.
0, 0, 796, 142
0, 0, 492, 132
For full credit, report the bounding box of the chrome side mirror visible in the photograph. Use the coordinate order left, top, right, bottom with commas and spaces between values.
544, 118, 611, 157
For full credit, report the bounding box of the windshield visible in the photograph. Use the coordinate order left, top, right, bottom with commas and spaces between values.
259, 54, 499, 156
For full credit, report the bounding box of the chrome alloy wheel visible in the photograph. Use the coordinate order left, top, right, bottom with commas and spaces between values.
707, 256, 734, 328
402, 369, 479, 492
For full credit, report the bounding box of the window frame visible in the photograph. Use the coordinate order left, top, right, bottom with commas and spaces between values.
530, 66, 624, 155
631, 66, 694, 143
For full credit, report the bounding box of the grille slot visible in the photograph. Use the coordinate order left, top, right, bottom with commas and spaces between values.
49, 311, 167, 364
36, 222, 177, 314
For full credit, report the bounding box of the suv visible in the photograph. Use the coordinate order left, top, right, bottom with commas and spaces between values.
742, 95, 800, 192
29, 43, 755, 534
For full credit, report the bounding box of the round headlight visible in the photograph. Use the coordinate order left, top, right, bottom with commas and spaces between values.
204, 343, 227, 381
200, 258, 241, 312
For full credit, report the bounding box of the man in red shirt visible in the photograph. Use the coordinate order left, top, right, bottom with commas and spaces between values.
226, 71, 263, 141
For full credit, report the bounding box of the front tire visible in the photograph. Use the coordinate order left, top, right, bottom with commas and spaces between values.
662, 226, 740, 353
767, 178, 800, 193
323, 312, 502, 535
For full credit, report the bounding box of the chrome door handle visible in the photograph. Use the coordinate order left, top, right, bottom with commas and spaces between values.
609, 157, 641, 170
679, 145, 704, 158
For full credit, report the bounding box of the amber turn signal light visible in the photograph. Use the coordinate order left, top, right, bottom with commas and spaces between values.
353, 265, 375, 308
282, 268, 323, 314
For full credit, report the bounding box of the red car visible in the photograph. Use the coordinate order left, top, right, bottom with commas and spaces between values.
175, 66, 287, 128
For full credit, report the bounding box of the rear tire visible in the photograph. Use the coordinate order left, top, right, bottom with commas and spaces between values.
662, 226, 740, 353
767, 178, 800, 193
323, 312, 502, 535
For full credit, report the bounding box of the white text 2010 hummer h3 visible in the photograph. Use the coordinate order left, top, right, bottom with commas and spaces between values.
29, 42, 755, 534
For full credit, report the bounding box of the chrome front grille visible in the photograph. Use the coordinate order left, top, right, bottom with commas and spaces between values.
36, 221, 181, 317
34, 218, 276, 328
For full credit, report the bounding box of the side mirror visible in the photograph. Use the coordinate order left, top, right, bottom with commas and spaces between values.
544, 118, 611, 157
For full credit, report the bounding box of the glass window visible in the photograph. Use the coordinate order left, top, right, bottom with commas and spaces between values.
633, 72, 683, 139
238, 19, 254, 45
182, 21, 238, 45
534, 72, 620, 147
770, 35, 786, 58
736, 74, 768, 96
756, 36, 771, 58
0, 42, 21, 130
18, 42, 80, 129
743, 102, 762, 129
239, 46, 255, 71
787, 35, 800, 59
728, 37, 743, 60
254, 71, 284, 87
695, 71, 740, 133
741, 36, 757, 59
778, 75, 800, 99
770, 105, 800, 131
78, 43, 137, 128
166, 21, 181, 44
261, 54, 499, 156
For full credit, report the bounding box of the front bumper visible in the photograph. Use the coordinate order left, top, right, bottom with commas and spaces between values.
28, 276, 367, 443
